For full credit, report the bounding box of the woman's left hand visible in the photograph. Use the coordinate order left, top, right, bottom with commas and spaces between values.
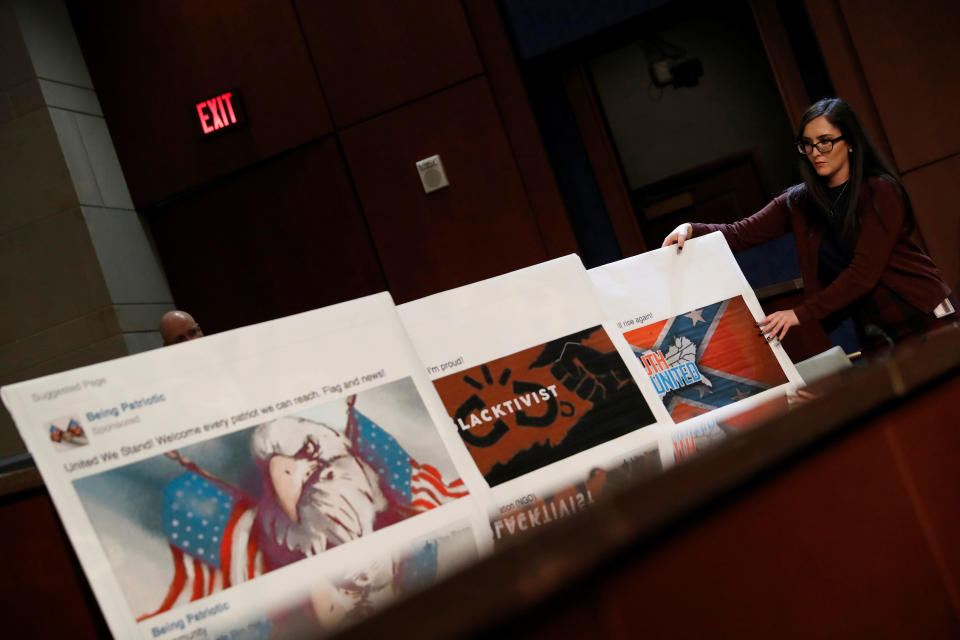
758, 309, 799, 341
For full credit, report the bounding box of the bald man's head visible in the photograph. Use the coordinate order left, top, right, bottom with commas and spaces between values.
160, 310, 203, 346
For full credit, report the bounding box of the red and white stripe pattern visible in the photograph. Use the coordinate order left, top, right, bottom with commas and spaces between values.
410, 459, 468, 511
139, 503, 264, 620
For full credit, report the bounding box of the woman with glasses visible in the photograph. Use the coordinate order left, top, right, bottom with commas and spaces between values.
662, 97, 955, 351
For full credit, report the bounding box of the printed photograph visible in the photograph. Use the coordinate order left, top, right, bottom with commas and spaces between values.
264, 522, 478, 637
623, 296, 788, 422
432, 326, 656, 487
72, 378, 468, 620
490, 442, 662, 546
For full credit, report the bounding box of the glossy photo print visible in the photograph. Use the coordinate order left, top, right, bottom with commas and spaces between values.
71, 378, 468, 620
431, 325, 657, 487
623, 296, 788, 422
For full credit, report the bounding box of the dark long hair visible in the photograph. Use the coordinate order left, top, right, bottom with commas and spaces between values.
786, 97, 913, 238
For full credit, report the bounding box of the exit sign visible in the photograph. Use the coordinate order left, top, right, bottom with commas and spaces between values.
194, 90, 245, 137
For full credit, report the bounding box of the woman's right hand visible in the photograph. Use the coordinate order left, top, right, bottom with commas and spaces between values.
662, 222, 694, 251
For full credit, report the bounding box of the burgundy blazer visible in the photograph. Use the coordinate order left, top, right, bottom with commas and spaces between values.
691, 177, 951, 325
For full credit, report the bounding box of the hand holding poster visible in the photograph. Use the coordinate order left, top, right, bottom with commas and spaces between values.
589, 232, 802, 459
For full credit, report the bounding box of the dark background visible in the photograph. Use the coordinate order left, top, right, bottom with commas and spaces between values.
64, 0, 960, 357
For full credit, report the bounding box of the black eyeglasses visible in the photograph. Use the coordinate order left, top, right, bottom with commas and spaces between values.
796, 136, 845, 155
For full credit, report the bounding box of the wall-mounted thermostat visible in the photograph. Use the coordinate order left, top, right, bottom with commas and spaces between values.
416, 155, 449, 194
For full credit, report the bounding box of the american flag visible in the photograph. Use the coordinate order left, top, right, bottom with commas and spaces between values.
350, 409, 468, 512
138, 473, 260, 620
140, 401, 466, 620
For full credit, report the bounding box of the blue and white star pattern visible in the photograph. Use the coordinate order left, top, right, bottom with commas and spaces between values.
352, 410, 412, 505
162, 472, 236, 569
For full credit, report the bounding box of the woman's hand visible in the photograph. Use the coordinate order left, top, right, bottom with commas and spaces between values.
787, 388, 818, 406
662, 223, 694, 252
758, 309, 799, 341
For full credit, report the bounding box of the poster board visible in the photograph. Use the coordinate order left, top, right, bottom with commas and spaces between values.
1, 293, 484, 638
2, 241, 805, 635
588, 232, 803, 461
397, 255, 670, 545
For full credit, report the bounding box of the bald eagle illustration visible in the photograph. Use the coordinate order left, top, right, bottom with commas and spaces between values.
251, 416, 397, 569
141, 397, 467, 622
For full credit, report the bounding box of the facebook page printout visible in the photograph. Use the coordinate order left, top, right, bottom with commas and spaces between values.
589, 233, 803, 463
2, 293, 485, 639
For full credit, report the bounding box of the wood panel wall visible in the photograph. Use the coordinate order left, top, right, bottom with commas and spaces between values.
293, 0, 484, 128
69, 0, 575, 332
147, 137, 386, 334
69, 1, 333, 208
806, 0, 960, 292
340, 78, 549, 302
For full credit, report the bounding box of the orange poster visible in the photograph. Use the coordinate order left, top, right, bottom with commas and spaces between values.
432, 325, 656, 486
